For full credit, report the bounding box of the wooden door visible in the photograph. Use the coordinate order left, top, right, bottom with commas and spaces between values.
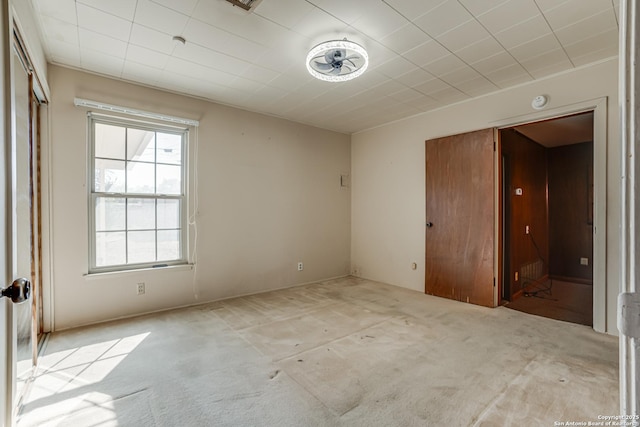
425, 129, 495, 307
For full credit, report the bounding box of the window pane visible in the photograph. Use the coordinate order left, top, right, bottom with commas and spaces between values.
95, 159, 125, 193
157, 164, 181, 195
95, 123, 125, 160
96, 232, 126, 267
127, 162, 155, 193
95, 197, 125, 231
128, 198, 155, 230
157, 199, 180, 229
158, 230, 179, 261
127, 128, 155, 162
156, 133, 182, 165
128, 230, 156, 264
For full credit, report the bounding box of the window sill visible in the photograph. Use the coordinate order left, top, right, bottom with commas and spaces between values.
84, 263, 194, 280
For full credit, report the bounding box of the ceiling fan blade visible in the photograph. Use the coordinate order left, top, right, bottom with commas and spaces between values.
344, 58, 357, 68
314, 61, 334, 71
330, 67, 342, 75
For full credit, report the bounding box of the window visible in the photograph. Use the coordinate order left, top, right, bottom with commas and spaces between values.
89, 115, 188, 273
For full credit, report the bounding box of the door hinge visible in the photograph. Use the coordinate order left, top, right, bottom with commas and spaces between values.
619, 292, 640, 338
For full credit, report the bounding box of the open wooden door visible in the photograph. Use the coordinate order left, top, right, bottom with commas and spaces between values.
425, 128, 496, 307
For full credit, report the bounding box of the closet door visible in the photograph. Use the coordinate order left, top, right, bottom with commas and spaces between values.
425, 129, 495, 307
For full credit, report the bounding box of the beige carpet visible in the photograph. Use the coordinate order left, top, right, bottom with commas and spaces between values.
18, 277, 618, 426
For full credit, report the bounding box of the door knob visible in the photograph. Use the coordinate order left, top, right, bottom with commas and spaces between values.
1, 278, 30, 304
426, 222, 433, 228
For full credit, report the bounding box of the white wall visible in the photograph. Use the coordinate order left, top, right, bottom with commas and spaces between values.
48, 66, 351, 330
351, 58, 620, 334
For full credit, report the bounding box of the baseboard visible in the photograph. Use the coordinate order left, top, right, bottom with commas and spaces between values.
550, 275, 593, 286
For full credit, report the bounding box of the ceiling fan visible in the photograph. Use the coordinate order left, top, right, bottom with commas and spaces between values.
306, 39, 369, 82
312, 49, 360, 76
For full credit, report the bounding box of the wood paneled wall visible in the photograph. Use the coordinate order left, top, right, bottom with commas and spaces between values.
548, 142, 594, 284
501, 129, 549, 299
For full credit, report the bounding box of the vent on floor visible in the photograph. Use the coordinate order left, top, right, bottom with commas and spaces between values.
225, 0, 262, 11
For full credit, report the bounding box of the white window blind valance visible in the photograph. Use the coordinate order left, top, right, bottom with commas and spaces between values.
74, 98, 200, 127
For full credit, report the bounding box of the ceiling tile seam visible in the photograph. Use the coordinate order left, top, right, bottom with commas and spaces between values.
456, 1, 536, 81
533, 0, 575, 68
379, 1, 510, 106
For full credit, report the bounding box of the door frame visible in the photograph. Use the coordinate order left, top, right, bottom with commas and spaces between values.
491, 97, 607, 333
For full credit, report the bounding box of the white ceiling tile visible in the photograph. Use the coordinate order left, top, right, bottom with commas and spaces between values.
121, 61, 164, 84
395, 68, 436, 87
380, 24, 430, 54
182, 19, 266, 62
402, 40, 449, 67
193, 1, 293, 47
254, 0, 315, 29
563, 28, 618, 62
422, 54, 467, 76
81, 50, 125, 76
508, 33, 562, 63
230, 76, 264, 93
477, 0, 540, 34
454, 76, 499, 97
266, 73, 310, 92
47, 39, 81, 64
77, 0, 136, 21
149, 0, 199, 16
78, 28, 128, 58
164, 57, 237, 86
440, 66, 482, 86
519, 48, 573, 78
77, 4, 132, 42
33, 0, 77, 25
554, 9, 618, 47
309, 0, 366, 25
493, 14, 551, 50
571, 43, 618, 67
413, 0, 473, 38
240, 66, 281, 84
472, 51, 518, 74
436, 19, 491, 52
171, 42, 252, 76
371, 79, 410, 98
413, 78, 451, 94
291, 7, 350, 39
134, 0, 190, 37
40, 15, 79, 45
374, 57, 419, 78
130, 24, 175, 55
360, 37, 399, 67
428, 86, 468, 103
484, 63, 532, 87
381, 0, 447, 18
457, 0, 509, 16
543, 0, 612, 30
534, 0, 570, 13
125, 44, 169, 69
454, 37, 504, 64
351, 1, 408, 40
403, 95, 440, 110
386, 87, 426, 103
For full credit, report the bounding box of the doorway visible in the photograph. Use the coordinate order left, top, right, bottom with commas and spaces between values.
500, 112, 594, 326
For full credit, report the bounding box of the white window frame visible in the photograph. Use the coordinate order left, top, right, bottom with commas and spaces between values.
88, 113, 189, 273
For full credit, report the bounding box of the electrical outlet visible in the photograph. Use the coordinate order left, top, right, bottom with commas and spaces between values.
580, 257, 589, 266
297, 262, 304, 271
525, 225, 530, 234
137, 282, 145, 295
515, 272, 519, 281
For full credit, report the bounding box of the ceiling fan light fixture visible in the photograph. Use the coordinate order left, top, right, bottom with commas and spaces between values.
306, 39, 368, 82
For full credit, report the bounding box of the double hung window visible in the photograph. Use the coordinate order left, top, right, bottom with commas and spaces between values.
89, 115, 187, 273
